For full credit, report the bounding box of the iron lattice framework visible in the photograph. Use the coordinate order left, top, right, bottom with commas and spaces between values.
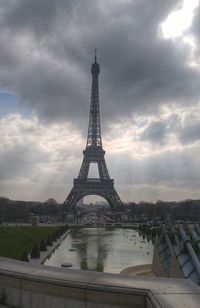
64, 51, 124, 211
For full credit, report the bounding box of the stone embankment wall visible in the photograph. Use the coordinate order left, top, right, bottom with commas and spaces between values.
0, 257, 200, 308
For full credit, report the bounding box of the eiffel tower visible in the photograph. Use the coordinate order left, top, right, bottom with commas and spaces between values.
64, 51, 124, 212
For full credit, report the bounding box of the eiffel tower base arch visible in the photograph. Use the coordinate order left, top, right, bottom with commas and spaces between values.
64, 179, 124, 212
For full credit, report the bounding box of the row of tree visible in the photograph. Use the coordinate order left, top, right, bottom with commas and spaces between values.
0, 197, 200, 222
126, 199, 200, 221
21, 225, 68, 262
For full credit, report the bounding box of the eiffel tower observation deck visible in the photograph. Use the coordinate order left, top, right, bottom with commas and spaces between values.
64, 51, 124, 212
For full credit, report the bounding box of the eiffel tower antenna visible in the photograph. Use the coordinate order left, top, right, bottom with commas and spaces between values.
64, 53, 124, 212
95, 48, 97, 63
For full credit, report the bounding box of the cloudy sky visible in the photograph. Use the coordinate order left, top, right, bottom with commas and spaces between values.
1, 0, 200, 203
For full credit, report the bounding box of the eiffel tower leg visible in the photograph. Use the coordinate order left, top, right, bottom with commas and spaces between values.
64, 186, 83, 211
108, 191, 124, 211
78, 158, 90, 179
98, 158, 110, 180
103, 189, 124, 211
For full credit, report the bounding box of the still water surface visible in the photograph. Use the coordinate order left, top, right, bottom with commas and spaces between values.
44, 228, 153, 273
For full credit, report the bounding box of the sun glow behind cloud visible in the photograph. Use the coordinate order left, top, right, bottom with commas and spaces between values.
161, 0, 199, 39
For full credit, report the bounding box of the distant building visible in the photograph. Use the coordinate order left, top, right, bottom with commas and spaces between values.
45, 198, 57, 205
0, 196, 9, 201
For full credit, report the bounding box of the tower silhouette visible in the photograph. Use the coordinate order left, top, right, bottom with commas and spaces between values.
64, 51, 124, 211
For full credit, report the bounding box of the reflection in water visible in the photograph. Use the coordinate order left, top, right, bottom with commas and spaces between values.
71, 228, 109, 271
96, 233, 107, 271
44, 228, 153, 274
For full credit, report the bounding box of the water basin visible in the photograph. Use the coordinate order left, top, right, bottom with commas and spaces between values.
44, 228, 153, 274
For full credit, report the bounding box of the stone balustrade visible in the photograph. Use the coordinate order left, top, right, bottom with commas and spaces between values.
0, 256, 199, 308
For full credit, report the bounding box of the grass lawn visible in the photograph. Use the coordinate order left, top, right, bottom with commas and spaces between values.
0, 226, 56, 260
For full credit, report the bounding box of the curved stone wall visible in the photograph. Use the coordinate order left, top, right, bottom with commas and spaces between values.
0, 257, 199, 308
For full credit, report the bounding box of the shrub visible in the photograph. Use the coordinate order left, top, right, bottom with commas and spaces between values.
31, 244, 40, 259
21, 251, 29, 262
40, 239, 47, 251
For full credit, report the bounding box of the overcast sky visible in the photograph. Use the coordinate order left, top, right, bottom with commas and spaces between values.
1, 0, 200, 203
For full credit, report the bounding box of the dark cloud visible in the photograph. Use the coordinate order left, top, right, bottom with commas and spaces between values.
140, 120, 166, 144
178, 122, 200, 144
0, 0, 75, 36
190, 5, 200, 45
176, 112, 200, 144
110, 146, 200, 190
0, 0, 199, 129
138, 110, 200, 145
